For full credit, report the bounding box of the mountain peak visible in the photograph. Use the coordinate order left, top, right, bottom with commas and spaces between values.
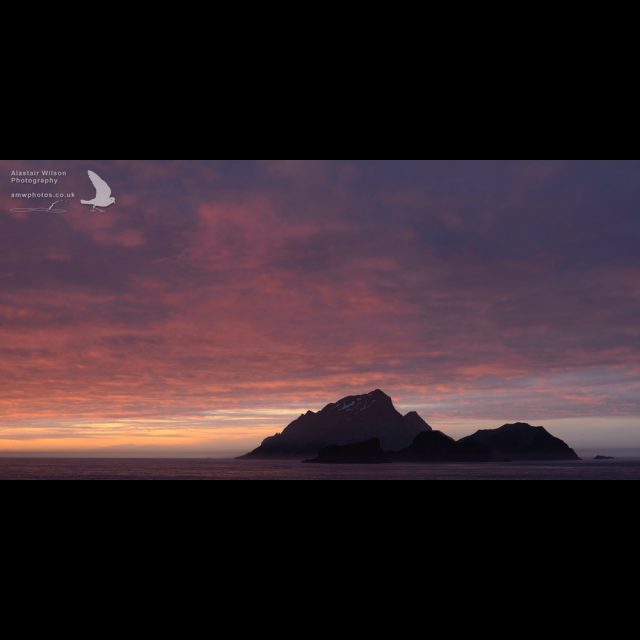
403, 411, 433, 432
239, 390, 431, 458
459, 422, 579, 461
326, 389, 393, 414
499, 422, 537, 431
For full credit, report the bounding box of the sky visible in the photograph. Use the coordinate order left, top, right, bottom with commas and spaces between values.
1, 159, 639, 456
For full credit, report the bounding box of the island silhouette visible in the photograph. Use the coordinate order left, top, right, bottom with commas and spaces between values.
239, 390, 580, 463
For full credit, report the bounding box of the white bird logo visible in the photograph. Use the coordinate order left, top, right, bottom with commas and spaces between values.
81, 170, 116, 212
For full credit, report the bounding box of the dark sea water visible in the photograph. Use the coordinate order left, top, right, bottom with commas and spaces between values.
1, 457, 640, 480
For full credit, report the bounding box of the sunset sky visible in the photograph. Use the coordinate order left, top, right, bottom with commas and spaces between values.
1, 160, 639, 455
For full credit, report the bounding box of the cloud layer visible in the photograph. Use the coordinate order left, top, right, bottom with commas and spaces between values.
1, 160, 639, 451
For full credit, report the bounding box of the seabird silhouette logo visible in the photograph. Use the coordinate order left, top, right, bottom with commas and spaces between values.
81, 171, 116, 212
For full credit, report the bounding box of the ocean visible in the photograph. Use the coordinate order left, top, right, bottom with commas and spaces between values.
1, 457, 639, 480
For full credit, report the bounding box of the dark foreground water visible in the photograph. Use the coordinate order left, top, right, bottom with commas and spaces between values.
1, 457, 639, 480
